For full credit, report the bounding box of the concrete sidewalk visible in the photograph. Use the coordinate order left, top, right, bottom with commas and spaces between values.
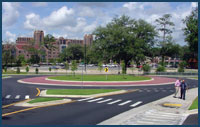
99, 88, 198, 125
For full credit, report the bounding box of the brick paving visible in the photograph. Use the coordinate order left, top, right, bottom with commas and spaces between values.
19, 76, 176, 86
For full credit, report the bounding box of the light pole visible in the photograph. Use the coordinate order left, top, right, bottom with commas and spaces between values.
84, 40, 86, 72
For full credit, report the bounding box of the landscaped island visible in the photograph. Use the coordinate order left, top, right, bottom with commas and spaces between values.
48, 75, 151, 81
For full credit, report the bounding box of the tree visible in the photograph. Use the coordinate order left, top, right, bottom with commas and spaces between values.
71, 60, 78, 76
93, 15, 157, 73
98, 61, 103, 72
42, 34, 56, 64
155, 14, 175, 64
60, 44, 84, 62
64, 61, 69, 75
183, 7, 198, 60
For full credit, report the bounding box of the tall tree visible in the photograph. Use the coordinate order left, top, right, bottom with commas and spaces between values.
93, 15, 157, 73
183, 7, 198, 60
155, 14, 175, 64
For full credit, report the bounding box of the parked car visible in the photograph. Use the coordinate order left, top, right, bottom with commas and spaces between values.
33, 64, 40, 67
51, 66, 59, 69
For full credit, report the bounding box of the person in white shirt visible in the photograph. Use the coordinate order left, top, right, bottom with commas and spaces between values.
174, 79, 181, 98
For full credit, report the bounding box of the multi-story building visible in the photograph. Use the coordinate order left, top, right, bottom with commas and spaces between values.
84, 34, 93, 45
13, 30, 93, 63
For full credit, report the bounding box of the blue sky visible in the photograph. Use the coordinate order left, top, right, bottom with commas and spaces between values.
2, 2, 198, 46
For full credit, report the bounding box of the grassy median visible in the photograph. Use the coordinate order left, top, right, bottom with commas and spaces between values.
28, 97, 63, 104
189, 97, 198, 110
48, 75, 151, 81
47, 89, 121, 95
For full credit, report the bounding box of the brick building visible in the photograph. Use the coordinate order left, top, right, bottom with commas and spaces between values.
13, 30, 93, 63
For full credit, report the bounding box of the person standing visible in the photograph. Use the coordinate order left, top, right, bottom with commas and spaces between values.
180, 80, 188, 100
174, 79, 181, 98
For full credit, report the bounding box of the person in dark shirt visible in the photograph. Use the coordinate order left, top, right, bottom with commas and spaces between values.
180, 80, 188, 100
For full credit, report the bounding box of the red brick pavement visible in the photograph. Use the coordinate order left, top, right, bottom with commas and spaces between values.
19, 76, 177, 86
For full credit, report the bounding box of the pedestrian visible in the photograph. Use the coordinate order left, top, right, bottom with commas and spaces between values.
174, 79, 181, 98
180, 80, 188, 100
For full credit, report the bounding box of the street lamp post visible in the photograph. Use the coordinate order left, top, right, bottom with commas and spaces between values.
84, 40, 86, 72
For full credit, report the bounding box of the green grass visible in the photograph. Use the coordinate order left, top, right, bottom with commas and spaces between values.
47, 89, 121, 95
28, 97, 63, 104
189, 97, 198, 110
48, 75, 151, 81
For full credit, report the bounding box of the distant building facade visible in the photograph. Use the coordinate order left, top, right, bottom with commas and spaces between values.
10, 30, 93, 63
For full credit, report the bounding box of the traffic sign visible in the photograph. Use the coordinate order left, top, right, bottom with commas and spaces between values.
105, 67, 108, 72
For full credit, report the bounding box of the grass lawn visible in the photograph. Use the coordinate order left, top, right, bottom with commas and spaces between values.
48, 75, 151, 81
28, 97, 63, 104
189, 97, 198, 110
47, 89, 121, 95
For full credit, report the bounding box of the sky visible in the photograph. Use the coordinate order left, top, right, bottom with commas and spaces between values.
2, 2, 198, 46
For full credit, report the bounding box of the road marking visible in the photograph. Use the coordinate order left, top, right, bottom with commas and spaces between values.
15, 95, 20, 99
88, 98, 103, 102
97, 99, 112, 103
25, 95, 29, 99
107, 100, 121, 104
130, 101, 142, 107
5, 95, 11, 99
118, 100, 132, 106
2, 99, 31, 108
36, 88, 40, 96
2, 100, 76, 117
78, 97, 94, 101
163, 103, 182, 107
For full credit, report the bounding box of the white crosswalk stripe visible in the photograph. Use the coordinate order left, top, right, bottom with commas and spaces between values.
25, 95, 29, 99
130, 101, 143, 107
107, 99, 122, 105
97, 99, 112, 103
78, 97, 94, 101
5, 95, 11, 99
118, 100, 132, 106
15, 95, 20, 99
88, 98, 103, 102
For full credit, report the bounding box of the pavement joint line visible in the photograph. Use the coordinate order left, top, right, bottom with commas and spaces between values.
36, 88, 40, 96
2, 100, 77, 117
2, 99, 31, 108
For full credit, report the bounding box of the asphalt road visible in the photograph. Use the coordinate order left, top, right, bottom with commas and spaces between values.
2, 75, 198, 125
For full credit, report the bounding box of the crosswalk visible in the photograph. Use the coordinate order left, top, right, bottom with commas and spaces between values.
78, 97, 143, 107
3, 95, 30, 100
126, 109, 185, 125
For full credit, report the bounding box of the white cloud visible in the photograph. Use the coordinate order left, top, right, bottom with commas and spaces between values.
2, 2, 20, 27
43, 6, 76, 28
191, 2, 198, 8
24, 13, 42, 30
78, 6, 95, 17
5, 31, 16, 42
120, 2, 196, 45
32, 2, 48, 7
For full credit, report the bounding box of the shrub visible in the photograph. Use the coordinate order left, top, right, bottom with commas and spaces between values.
26, 66, 29, 73
142, 64, 151, 73
35, 68, 39, 74
4, 67, 7, 73
178, 61, 186, 72
17, 67, 20, 74
156, 65, 166, 72
49, 67, 51, 72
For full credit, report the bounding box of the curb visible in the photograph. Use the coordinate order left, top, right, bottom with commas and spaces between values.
39, 89, 136, 98
45, 77, 154, 83
17, 79, 175, 87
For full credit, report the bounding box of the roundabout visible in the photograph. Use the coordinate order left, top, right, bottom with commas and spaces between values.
18, 75, 176, 87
